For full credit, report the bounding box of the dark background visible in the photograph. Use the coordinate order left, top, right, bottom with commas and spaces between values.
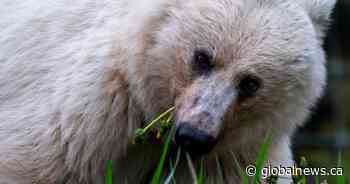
292, 0, 350, 182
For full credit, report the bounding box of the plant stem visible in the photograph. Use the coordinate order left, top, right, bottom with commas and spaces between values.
143, 107, 175, 134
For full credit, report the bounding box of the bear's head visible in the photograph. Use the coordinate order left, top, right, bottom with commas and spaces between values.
134, 0, 336, 156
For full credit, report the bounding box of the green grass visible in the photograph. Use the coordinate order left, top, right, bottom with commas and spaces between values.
214, 155, 225, 183
164, 148, 181, 184
197, 159, 204, 184
253, 130, 272, 184
105, 160, 113, 184
103, 108, 348, 184
150, 126, 175, 184
134, 107, 175, 144
337, 151, 346, 184
232, 151, 249, 184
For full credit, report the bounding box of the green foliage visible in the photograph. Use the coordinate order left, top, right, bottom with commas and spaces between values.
253, 130, 273, 184
315, 176, 320, 184
231, 151, 249, 184
134, 128, 146, 144
105, 108, 347, 184
164, 148, 181, 184
105, 160, 113, 184
215, 155, 225, 184
197, 159, 204, 184
293, 157, 307, 184
151, 126, 175, 184
337, 151, 345, 184
133, 107, 175, 144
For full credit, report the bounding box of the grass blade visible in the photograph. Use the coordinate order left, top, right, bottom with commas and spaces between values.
253, 130, 272, 184
164, 148, 182, 184
337, 151, 345, 184
105, 160, 113, 184
186, 153, 198, 184
231, 151, 249, 184
197, 159, 204, 184
144, 107, 175, 133
151, 126, 175, 184
315, 176, 320, 184
215, 155, 225, 183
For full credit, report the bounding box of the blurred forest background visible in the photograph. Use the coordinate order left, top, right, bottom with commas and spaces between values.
292, 0, 350, 182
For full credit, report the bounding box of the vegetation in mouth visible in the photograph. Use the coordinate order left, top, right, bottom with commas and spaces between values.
103, 107, 347, 184
133, 107, 175, 145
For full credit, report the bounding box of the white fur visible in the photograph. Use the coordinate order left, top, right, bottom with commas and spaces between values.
0, 0, 335, 183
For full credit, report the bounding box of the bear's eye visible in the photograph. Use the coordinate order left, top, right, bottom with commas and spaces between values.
192, 49, 214, 75
238, 76, 261, 97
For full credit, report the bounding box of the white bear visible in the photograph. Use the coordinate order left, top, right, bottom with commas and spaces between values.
0, 0, 336, 183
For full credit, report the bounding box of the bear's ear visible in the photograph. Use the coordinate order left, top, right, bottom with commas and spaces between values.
300, 0, 337, 37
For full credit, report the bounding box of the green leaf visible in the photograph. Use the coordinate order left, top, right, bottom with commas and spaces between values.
197, 159, 204, 184
133, 128, 146, 144
253, 130, 272, 184
186, 153, 198, 184
215, 155, 225, 184
315, 176, 320, 184
231, 151, 249, 184
337, 151, 345, 184
105, 160, 113, 184
133, 107, 174, 143
299, 157, 308, 168
164, 148, 181, 184
143, 107, 175, 133
293, 157, 307, 184
151, 126, 175, 184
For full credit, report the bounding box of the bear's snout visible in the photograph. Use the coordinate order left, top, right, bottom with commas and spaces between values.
174, 77, 237, 156
174, 123, 217, 156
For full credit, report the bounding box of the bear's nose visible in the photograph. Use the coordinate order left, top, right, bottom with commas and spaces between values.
174, 124, 217, 156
